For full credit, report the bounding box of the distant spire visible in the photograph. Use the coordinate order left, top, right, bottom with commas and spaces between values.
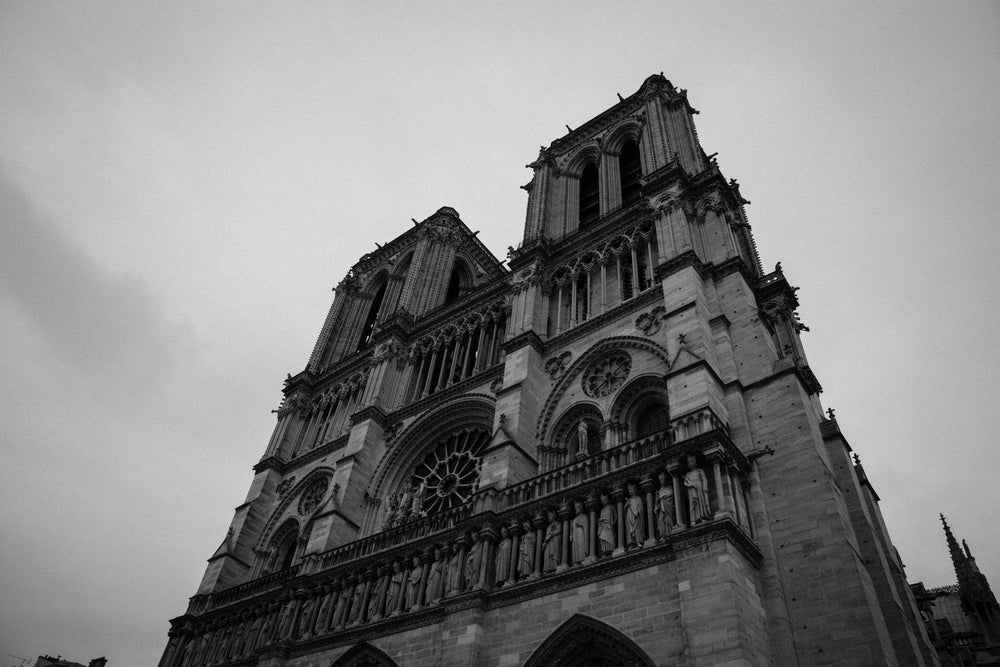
941, 514, 966, 581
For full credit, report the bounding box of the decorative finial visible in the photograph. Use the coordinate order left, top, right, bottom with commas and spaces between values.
775, 261, 783, 273
565, 125, 573, 133
412, 218, 419, 225
617, 93, 624, 102
677, 332, 687, 346
852, 452, 861, 466
826, 407, 836, 420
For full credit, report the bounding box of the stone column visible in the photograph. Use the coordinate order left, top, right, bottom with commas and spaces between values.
613, 486, 627, 557
641, 476, 658, 547
710, 452, 733, 520
666, 460, 686, 529
558, 503, 572, 573
585, 493, 600, 564
532, 514, 545, 579
507, 522, 522, 586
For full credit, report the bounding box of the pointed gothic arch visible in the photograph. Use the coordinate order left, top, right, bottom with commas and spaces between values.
524, 614, 656, 667
330, 641, 398, 667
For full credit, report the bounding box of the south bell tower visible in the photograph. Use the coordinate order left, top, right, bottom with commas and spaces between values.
160, 75, 938, 667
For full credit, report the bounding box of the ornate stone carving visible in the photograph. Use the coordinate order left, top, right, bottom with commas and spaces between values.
276, 476, 297, 498
544, 351, 572, 379
490, 378, 504, 394
298, 477, 329, 515
635, 306, 666, 336
683, 456, 711, 524
582, 352, 632, 398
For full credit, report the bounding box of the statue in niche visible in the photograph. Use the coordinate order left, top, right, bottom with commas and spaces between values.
576, 419, 589, 458
297, 595, 314, 638
348, 581, 364, 624
406, 555, 424, 610
275, 599, 295, 640
368, 572, 388, 619
332, 581, 350, 628
382, 494, 399, 529
655, 471, 676, 537
411, 480, 426, 516
255, 608, 275, 649
542, 510, 561, 573
387, 561, 404, 615
494, 525, 512, 585
465, 530, 484, 588
426, 548, 444, 604
625, 483, 645, 548
447, 543, 463, 595
598, 492, 616, 555
314, 589, 332, 636
519, 521, 536, 577
398, 486, 413, 521
571, 500, 589, 564
684, 455, 711, 524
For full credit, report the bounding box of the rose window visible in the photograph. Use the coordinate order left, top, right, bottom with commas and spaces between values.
583, 352, 632, 397
410, 427, 488, 515
298, 477, 329, 515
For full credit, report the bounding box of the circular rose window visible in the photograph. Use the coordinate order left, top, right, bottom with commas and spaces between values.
410, 427, 489, 514
298, 477, 329, 515
582, 352, 632, 397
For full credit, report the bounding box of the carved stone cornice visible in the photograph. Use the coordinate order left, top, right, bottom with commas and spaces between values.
350, 405, 389, 428
500, 330, 545, 355
385, 365, 504, 423
654, 250, 710, 282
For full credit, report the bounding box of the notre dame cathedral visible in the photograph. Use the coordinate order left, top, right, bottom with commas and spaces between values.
159, 74, 944, 666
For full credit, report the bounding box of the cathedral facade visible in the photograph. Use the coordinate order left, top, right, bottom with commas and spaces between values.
159, 74, 938, 666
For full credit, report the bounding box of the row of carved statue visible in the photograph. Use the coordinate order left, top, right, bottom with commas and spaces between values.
164, 456, 748, 667
381, 481, 427, 529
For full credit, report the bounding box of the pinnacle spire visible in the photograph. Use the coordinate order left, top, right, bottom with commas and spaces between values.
942, 513, 966, 582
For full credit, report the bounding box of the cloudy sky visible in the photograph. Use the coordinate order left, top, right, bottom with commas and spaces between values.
1, 2, 998, 665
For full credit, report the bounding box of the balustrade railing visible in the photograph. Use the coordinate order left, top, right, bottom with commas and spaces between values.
165, 409, 756, 667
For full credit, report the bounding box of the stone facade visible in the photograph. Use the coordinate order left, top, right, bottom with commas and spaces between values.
160, 74, 939, 666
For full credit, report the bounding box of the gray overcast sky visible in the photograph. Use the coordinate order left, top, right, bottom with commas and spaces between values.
1, 2, 998, 665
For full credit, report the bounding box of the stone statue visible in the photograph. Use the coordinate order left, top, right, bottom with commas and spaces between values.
399, 486, 414, 520
576, 419, 589, 457
297, 595, 314, 638
494, 525, 512, 585
465, 530, 483, 588
571, 501, 589, 564
332, 581, 350, 628
426, 548, 444, 604
406, 555, 424, 610
598, 493, 616, 555
684, 456, 711, 524
411, 480, 426, 516
313, 590, 332, 636
275, 599, 294, 640
387, 561, 405, 615
447, 543, 463, 595
542, 510, 561, 573
368, 572, 388, 619
519, 522, 536, 577
625, 483, 645, 547
348, 582, 364, 623
655, 472, 676, 537
382, 494, 399, 529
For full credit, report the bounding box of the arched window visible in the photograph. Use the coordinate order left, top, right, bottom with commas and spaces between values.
265, 519, 300, 573
444, 258, 472, 305
635, 403, 669, 438
356, 280, 387, 351
579, 163, 600, 227
524, 614, 655, 667
619, 139, 642, 205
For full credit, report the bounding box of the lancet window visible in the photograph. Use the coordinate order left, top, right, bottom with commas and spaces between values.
402, 304, 507, 406
619, 139, 642, 205
579, 162, 600, 227
288, 375, 366, 458
356, 280, 387, 352
546, 221, 658, 337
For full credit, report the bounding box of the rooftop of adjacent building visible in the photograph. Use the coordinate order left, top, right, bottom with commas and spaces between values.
32, 656, 107, 667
